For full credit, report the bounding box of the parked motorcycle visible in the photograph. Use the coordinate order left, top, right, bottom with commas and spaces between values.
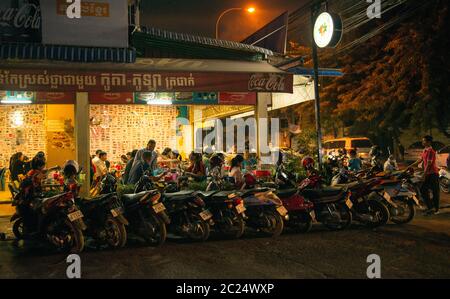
104, 173, 169, 246
439, 167, 450, 193
264, 165, 315, 233
299, 178, 353, 230
162, 190, 214, 241
195, 190, 246, 239
371, 170, 419, 224
207, 170, 287, 237
331, 169, 390, 228
11, 190, 86, 253
76, 174, 128, 249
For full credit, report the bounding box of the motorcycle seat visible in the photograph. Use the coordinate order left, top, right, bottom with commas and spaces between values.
275, 188, 298, 198
241, 187, 272, 197
164, 190, 196, 201
195, 190, 218, 199
211, 190, 239, 200
122, 191, 156, 204
301, 187, 345, 201
334, 181, 364, 190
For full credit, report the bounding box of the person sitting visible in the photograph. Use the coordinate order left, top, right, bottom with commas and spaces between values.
185, 152, 206, 181
229, 155, 245, 189
348, 149, 362, 172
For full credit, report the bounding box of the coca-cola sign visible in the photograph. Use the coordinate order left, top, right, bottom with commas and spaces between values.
248, 73, 287, 92
0, 0, 41, 42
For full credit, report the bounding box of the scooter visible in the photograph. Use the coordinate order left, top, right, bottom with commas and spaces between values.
195, 190, 246, 239
262, 165, 314, 233
331, 168, 390, 228
76, 174, 128, 249
299, 177, 353, 231
104, 173, 170, 246
371, 170, 420, 224
207, 171, 287, 237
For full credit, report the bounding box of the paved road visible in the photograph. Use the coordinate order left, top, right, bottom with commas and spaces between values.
0, 206, 449, 279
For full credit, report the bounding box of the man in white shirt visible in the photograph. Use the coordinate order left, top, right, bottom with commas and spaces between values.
92, 151, 108, 180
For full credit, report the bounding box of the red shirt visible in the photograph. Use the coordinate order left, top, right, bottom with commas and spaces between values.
421, 147, 439, 175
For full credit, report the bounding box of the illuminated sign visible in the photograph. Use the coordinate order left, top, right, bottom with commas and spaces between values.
313, 12, 343, 48
1, 91, 34, 104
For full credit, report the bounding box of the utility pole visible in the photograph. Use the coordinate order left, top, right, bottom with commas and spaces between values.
311, 0, 324, 171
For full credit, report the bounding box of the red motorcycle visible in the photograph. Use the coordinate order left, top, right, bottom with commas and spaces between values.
245, 168, 314, 233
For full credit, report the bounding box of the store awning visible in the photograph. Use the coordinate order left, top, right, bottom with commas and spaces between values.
0, 58, 293, 93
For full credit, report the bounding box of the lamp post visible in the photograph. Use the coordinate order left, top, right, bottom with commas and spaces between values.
215, 7, 255, 39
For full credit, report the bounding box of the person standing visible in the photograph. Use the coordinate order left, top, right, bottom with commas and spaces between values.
123, 149, 138, 185
410, 135, 440, 215
92, 151, 108, 181
10, 152, 26, 183
132, 139, 158, 173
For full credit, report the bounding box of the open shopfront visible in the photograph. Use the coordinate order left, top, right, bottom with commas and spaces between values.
0, 58, 293, 197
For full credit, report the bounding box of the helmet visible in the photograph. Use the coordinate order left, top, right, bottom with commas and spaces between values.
63, 160, 79, 177
302, 156, 315, 169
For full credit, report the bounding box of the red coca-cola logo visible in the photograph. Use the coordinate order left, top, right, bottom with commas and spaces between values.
248, 74, 286, 92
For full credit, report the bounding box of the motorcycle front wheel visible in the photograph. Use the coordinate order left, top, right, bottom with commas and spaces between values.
218, 210, 245, 239
259, 208, 284, 237
142, 213, 167, 246
104, 215, 127, 248
47, 219, 85, 253
439, 177, 450, 193
390, 197, 415, 224
289, 212, 313, 233
323, 204, 352, 231
12, 218, 25, 240
185, 215, 210, 242
364, 199, 390, 228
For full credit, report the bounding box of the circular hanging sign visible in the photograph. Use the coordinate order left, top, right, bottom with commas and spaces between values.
313, 12, 343, 48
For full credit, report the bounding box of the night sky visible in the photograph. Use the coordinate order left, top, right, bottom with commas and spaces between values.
141, 0, 308, 41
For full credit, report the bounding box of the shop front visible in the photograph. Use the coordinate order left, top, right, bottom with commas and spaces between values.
0, 57, 293, 197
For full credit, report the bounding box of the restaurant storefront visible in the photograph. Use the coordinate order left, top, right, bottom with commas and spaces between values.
0, 1, 293, 198
0, 57, 293, 197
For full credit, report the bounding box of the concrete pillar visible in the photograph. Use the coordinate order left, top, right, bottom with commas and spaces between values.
255, 93, 271, 162
75, 92, 90, 198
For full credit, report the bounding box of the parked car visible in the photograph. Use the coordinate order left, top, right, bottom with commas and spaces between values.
404, 141, 446, 163
322, 137, 373, 159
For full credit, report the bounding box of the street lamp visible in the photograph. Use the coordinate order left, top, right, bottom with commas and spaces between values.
215, 7, 256, 39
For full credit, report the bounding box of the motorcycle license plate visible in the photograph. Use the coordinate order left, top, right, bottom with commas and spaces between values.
199, 210, 213, 221
345, 198, 353, 209
276, 206, 288, 216
236, 203, 246, 214
68, 210, 83, 222
110, 208, 122, 217
152, 202, 166, 214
